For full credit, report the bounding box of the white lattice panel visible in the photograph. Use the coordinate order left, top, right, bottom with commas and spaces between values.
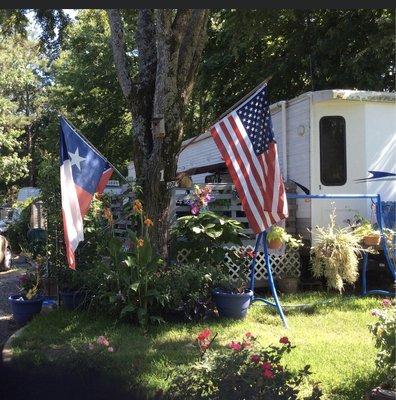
177, 245, 301, 282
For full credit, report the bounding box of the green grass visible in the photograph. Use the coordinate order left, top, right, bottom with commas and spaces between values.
11, 292, 383, 399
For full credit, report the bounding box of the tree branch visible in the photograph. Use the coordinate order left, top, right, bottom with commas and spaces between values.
177, 10, 209, 100
107, 9, 134, 101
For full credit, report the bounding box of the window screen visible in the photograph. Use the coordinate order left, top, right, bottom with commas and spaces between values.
320, 116, 347, 186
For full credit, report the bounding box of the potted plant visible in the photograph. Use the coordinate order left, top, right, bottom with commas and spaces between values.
212, 262, 253, 319
8, 264, 43, 325
266, 225, 302, 250
353, 221, 381, 247
278, 269, 300, 294
311, 207, 364, 292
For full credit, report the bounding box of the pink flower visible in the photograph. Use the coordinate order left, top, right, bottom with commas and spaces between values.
261, 362, 272, 371
250, 354, 260, 364
245, 332, 252, 338
88, 343, 94, 350
382, 299, 392, 308
262, 368, 275, 379
279, 336, 290, 345
97, 336, 110, 347
108, 346, 114, 353
247, 250, 256, 259
191, 205, 200, 215
228, 341, 242, 352
371, 309, 381, 317
197, 328, 212, 341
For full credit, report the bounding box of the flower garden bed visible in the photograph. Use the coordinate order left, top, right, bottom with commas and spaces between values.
2, 293, 388, 400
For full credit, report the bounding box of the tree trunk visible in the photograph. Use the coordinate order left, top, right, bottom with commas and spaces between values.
108, 9, 209, 259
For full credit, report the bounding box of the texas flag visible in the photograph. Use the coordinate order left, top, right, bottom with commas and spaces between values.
60, 117, 113, 269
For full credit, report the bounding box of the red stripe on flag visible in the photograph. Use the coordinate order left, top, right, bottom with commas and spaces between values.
211, 126, 261, 233
74, 184, 93, 218
97, 168, 113, 194
219, 120, 267, 230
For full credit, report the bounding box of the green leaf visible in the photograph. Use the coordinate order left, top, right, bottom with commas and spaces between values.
120, 304, 136, 319
192, 226, 203, 233
130, 282, 140, 292
206, 228, 223, 239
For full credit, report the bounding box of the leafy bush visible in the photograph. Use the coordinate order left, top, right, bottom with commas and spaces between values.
167, 330, 322, 400
369, 299, 396, 390
311, 207, 363, 292
171, 210, 245, 267
154, 263, 226, 321
92, 199, 167, 326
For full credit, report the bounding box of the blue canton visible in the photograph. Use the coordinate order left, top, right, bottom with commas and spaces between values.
236, 85, 275, 156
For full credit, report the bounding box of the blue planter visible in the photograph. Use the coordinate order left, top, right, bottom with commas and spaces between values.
212, 289, 253, 319
8, 294, 43, 326
59, 291, 88, 311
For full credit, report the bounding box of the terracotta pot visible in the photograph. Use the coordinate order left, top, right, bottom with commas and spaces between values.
267, 238, 283, 250
363, 234, 381, 247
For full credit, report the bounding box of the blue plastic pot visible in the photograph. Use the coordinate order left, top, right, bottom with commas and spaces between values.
212, 289, 253, 319
59, 291, 88, 311
8, 294, 43, 326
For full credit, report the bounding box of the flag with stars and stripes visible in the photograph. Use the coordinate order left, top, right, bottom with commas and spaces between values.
210, 84, 288, 233
60, 117, 113, 269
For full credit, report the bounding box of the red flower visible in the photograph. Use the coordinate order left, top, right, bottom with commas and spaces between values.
228, 341, 242, 352
262, 368, 275, 379
250, 354, 260, 364
261, 362, 272, 371
247, 250, 256, 258
279, 336, 290, 345
197, 328, 211, 342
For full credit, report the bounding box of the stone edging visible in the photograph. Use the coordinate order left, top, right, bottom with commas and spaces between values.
2, 325, 25, 364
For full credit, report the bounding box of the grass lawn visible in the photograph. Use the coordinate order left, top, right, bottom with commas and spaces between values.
7, 292, 384, 399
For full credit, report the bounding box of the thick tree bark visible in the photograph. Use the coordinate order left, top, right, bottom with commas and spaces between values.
108, 9, 209, 258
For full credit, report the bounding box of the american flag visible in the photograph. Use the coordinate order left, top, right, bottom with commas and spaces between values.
210, 84, 288, 233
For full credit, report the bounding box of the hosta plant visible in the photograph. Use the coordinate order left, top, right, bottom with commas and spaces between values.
311, 207, 364, 292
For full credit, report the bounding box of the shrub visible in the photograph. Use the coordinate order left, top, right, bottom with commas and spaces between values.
166, 330, 322, 400
154, 263, 226, 321
171, 210, 245, 267
369, 299, 396, 390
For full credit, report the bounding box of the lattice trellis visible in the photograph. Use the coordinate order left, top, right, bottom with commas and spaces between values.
177, 245, 301, 283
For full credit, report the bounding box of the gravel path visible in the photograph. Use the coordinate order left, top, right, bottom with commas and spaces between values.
0, 262, 29, 346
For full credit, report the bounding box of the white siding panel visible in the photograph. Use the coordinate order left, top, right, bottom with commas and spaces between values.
177, 136, 222, 172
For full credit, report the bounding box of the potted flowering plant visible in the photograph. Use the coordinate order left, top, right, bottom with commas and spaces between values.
9, 262, 43, 325
266, 225, 302, 250
212, 259, 253, 319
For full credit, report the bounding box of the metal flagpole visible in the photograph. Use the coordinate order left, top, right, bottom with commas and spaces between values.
60, 115, 131, 186
249, 230, 289, 328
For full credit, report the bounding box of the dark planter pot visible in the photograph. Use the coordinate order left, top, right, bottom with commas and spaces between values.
278, 277, 299, 294
59, 291, 89, 311
8, 294, 44, 326
368, 388, 396, 399
212, 289, 253, 319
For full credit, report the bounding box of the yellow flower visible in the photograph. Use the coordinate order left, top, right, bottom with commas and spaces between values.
103, 207, 113, 224
144, 218, 153, 227
136, 238, 144, 247
133, 200, 143, 214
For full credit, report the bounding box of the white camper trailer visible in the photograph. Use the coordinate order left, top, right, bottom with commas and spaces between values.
128, 89, 396, 238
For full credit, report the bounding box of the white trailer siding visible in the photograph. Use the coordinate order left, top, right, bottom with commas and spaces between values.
364, 102, 396, 202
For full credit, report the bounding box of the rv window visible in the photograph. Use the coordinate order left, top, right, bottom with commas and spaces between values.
319, 116, 347, 186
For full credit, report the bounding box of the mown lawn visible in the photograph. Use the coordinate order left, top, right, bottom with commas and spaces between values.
7, 293, 384, 399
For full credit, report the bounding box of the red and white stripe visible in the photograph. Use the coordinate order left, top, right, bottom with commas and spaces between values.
211, 110, 288, 233
60, 160, 112, 270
